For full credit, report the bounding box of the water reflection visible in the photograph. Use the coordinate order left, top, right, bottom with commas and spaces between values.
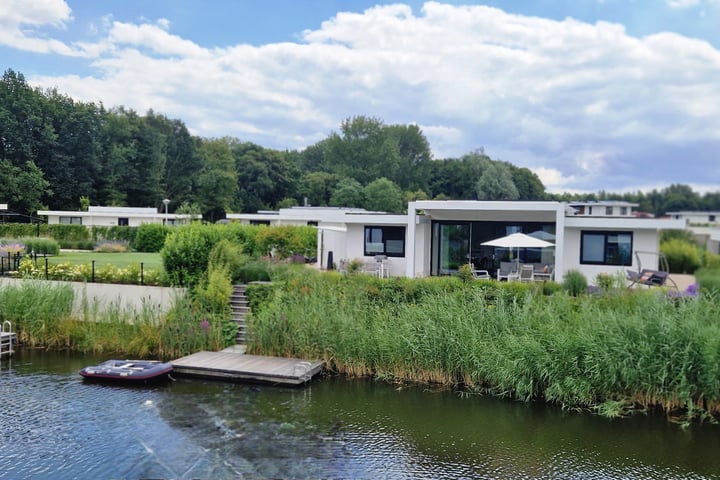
2, 350, 719, 479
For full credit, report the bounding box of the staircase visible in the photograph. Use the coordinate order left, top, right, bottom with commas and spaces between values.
230, 285, 250, 344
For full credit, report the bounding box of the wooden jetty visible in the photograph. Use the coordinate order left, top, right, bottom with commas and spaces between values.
171, 350, 325, 386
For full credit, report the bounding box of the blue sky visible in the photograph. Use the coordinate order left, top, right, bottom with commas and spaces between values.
1, 0, 719, 194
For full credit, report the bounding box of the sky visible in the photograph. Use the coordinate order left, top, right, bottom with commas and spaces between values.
1, 0, 719, 195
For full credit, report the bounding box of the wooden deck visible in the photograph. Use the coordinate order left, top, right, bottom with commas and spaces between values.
171, 351, 325, 386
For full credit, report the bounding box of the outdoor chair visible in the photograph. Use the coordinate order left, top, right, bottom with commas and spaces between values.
519, 264, 534, 282
496, 261, 518, 281
626, 269, 670, 288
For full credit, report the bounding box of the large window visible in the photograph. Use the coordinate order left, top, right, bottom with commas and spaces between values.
364, 226, 405, 257
59, 216, 82, 225
580, 231, 632, 266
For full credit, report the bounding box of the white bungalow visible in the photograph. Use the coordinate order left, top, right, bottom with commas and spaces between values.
37, 206, 199, 227
229, 201, 685, 282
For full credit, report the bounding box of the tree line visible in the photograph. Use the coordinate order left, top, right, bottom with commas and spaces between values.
1, 68, 718, 220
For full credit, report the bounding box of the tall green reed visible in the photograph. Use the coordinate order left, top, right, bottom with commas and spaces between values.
248, 272, 720, 421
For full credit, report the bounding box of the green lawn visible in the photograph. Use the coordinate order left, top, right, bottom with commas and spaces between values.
45, 251, 164, 270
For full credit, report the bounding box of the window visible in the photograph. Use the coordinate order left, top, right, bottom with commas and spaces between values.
620, 207, 628, 216
605, 206, 613, 216
580, 231, 632, 266
710, 215, 716, 222
59, 216, 82, 225
364, 226, 405, 257
118, 217, 129, 226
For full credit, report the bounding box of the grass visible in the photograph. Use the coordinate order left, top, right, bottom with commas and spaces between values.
44, 251, 164, 270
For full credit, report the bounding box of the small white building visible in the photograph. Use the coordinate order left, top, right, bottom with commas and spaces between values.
37, 206, 199, 227
229, 201, 685, 282
665, 211, 720, 253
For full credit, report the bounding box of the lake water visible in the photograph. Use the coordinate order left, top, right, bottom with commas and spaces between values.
2, 349, 719, 479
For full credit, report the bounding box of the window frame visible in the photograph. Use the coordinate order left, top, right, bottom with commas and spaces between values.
59, 216, 82, 225
363, 225, 406, 258
580, 230, 633, 266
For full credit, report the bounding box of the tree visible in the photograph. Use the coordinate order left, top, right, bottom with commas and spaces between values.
508, 164, 545, 200
0, 160, 51, 215
298, 171, 340, 206
363, 178, 404, 213
232, 141, 298, 212
196, 138, 239, 221
428, 151, 489, 199
329, 178, 364, 207
475, 162, 519, 200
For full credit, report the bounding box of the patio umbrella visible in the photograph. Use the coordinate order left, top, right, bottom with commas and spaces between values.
481, 232, 554, 262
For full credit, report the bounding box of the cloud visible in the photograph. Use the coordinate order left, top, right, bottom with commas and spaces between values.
10, 1, 720, 193
0, 0, 82, 55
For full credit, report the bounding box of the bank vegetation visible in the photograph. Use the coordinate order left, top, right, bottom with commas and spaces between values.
247, 270, 720, 424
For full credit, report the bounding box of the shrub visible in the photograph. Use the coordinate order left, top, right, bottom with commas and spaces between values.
207, 239, 249, 283
22, 237, 60, 255
134, 224, 169, 252
702, 250, 720, 270
562, 269, 587, 296
237, 260, 271, 283
253, 225, 317, 259
94, 241, 128, 253
456, 264, 474, 283
661, 238, 701, 274
161, 223, 223, 287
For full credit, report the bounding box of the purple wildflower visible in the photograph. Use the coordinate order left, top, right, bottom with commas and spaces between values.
200, 318, 211, 333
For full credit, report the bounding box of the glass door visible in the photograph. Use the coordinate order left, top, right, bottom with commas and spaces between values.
432, 222, 470, 275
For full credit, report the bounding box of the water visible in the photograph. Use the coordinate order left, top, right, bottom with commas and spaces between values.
2, 350, 719, 479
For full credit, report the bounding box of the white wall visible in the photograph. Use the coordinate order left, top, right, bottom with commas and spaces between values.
562, 228, 659, 283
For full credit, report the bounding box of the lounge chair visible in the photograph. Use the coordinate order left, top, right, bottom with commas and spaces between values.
626, 269, 675, 288
519, 264, 534, 282
496, 261, 518, 281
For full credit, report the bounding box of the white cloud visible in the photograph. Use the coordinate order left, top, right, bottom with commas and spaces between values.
9, 1, 720, 193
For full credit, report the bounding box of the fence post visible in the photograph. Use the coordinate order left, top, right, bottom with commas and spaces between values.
45, 257, 48, 280
140, 262, 144, 286
91, 260, 95, 283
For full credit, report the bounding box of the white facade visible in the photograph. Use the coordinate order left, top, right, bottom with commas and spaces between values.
37, 206, 199, 227
223, 202, 687, 282
666, 211, 720, 225
567, 200, 639, 217
227, 207, 408, 276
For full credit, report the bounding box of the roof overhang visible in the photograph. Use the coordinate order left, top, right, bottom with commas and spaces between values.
564, 217, 686, 230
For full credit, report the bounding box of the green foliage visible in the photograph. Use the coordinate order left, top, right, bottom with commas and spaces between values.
248, 273, 720, 422
207, 238, 249, 283
93, 240, 128, 253
702, 250, 720, 270
329, 178, 364, 207
21, 237, 59, 255
134, 224, 169, 252
475, 161, 520, 200
253, 225, 317, 259
660, 229, 696, 244
363, 177, 404, 213
562, 269, 588, 296
694, 268, 720, 296
456, 264, 474, 283
161, 223, 223, 287
0, 281, 74, 346
194, 266, 233, 316
237, 260, 271, 283
661, 238, 701, 274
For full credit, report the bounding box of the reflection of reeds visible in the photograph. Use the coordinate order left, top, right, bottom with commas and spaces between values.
248, 271, 720, 421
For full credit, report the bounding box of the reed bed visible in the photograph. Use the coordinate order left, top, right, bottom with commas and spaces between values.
1, 281, 229, 359
248, 272, 720, 421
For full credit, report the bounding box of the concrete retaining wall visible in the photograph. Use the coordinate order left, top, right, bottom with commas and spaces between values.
0, 278, 185, 315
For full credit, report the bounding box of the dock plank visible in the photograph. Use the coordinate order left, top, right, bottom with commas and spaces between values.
171, 351, 324, 386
